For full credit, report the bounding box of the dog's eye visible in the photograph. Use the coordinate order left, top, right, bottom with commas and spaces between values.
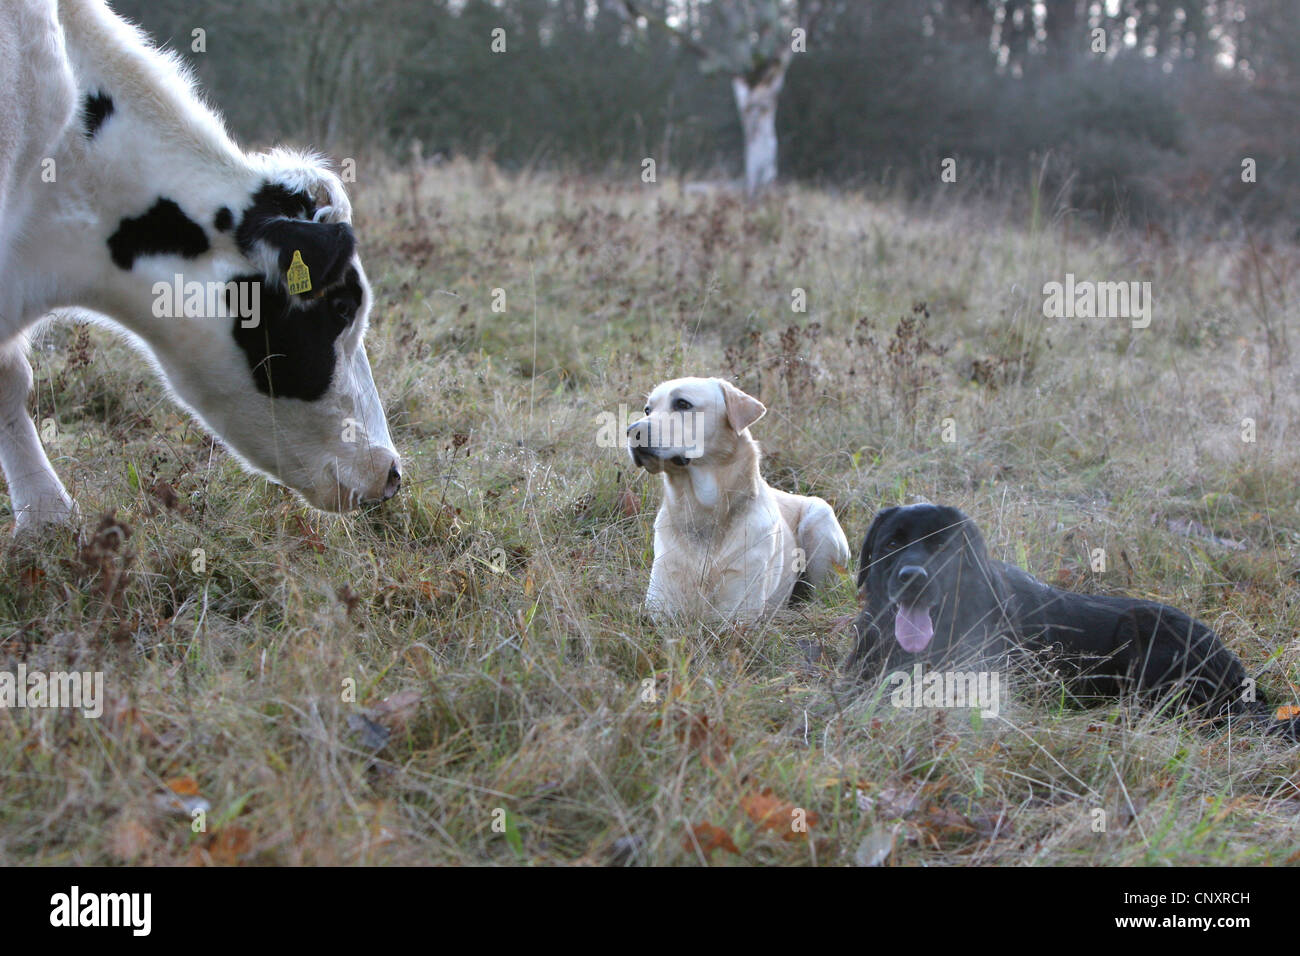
644, 405, 650, 416
673, 398, 693, 411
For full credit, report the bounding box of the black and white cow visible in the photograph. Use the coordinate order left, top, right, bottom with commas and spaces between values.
0, 0, 400, 534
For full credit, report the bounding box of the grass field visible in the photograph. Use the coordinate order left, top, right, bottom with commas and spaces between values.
2, 158, 1299, 865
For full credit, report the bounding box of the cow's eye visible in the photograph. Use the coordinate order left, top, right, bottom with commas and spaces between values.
673, 398, 692, 411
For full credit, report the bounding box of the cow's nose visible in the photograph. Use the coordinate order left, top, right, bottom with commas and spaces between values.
896, 565, 928, 587
382, 462, 402, 500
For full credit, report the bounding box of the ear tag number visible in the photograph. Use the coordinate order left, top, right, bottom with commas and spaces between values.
286, 250, 312, 295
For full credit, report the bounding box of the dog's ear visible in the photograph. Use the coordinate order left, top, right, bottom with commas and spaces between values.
856, 507, 898, 592
718, 380, 766, 433
949, 509, 991, 562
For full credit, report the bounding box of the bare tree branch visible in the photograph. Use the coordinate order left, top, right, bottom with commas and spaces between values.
799, 0, 826, 37
614, 0, 717, 61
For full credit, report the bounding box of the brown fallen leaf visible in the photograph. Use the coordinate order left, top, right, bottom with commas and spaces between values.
189, 826, 253, 866
165, 776, 200, 797
372, 689, 421, 731
858, 783, 922, 819
17, 566, 44, 593
149, 479, 188, 514
106, 696, 160, 745
742, 788, 818, 839
671, 712, 732, 768
293, 514, 325, 553
619, 487, 639, 518
155, 775, 210, 818
337, 584, 361, 616
683, 823, 738, 858
918, 805, 975, 838
108, 817, 155, 862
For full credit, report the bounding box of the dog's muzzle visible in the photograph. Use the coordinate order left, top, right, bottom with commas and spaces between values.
627, 420, 691, 469
889, 564, 929, 604
889, 565, 935, 653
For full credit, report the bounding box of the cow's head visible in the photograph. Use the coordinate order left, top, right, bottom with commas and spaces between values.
221, 154, 399, 510
105, 150, 400, 511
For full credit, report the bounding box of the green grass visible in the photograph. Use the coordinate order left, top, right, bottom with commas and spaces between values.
2, 159, 1299, 865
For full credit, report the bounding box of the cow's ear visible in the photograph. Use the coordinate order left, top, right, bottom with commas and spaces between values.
260, 219, 356, 293
857, 508, 897, 592
718, 379, 766, 433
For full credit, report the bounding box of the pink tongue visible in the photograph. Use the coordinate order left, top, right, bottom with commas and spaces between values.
894, 604, 935, 653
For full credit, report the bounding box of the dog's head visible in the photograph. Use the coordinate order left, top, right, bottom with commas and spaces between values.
856, 503, 1003, 658
626, 377, 765, 475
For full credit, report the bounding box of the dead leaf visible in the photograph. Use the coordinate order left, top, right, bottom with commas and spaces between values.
672, 712, 732, 768
189, 826, 253, 866
918, 805, 974, 838
372, 690, 421, 730
106, 697, 159, 745
166, 776, 200, 796
337, 584, 361, 616
859, 784, 921, 819
619, 487, 639, 518
293, 514, 325, 553
109, 817, 154, 862
17, 566, 44, 593
742, 787, 818, 838
149, 479, 187, 514
683, 823, 738, 858
155, 776, 210, 818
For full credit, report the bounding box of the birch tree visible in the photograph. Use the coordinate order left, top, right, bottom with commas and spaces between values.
615, 0, 824, 195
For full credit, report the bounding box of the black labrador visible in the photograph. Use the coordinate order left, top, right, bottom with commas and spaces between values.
848, 503, 1297, 735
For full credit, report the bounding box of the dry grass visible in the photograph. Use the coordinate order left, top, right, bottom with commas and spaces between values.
2, 158, 1300, 865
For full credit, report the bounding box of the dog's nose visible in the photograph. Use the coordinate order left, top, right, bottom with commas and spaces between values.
627, 420, 649, 446
382, 462, 402, 500
896, 565, 928, 586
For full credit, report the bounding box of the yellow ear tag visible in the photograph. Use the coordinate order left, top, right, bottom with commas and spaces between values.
286, 250, 312, 295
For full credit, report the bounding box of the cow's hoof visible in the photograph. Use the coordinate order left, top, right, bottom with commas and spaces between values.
11, 496, 81, 542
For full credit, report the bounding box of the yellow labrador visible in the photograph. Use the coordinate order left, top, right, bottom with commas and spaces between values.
626, 376, 850, 621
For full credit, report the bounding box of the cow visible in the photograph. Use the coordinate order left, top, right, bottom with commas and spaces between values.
0, 0, 400, 535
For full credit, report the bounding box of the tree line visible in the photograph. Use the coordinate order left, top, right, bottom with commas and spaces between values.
113, 0, 1300, 227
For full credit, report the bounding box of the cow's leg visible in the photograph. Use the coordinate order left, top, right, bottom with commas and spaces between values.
0, 336, 75, 534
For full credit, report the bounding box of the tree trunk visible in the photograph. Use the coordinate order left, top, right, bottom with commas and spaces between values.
732, 65, 786, 196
